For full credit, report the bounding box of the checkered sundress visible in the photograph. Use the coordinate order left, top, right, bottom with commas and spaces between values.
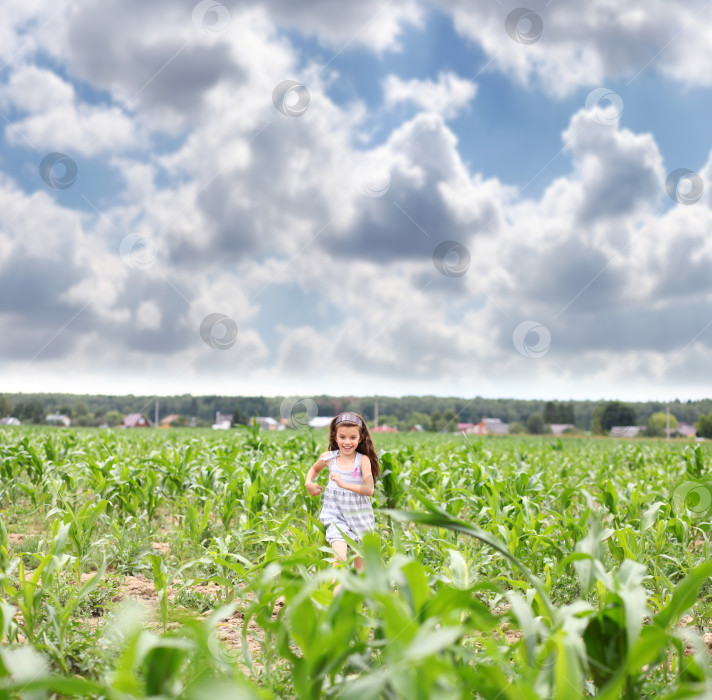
319, 451, 375, 544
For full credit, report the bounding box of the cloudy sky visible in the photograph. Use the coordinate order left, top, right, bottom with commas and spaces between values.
2, 0, 712, 402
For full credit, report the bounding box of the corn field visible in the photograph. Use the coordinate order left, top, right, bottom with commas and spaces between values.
1, 425, 711, 699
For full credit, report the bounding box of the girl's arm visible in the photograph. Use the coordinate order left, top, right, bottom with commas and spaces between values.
330, 455, 374, 497
305, 452, 334, 496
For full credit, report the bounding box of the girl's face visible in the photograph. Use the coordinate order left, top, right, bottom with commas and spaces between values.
335, 425, 360, 455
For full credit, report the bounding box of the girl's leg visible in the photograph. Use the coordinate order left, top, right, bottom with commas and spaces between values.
354, 556, 364, 571
331, 539, 348, 563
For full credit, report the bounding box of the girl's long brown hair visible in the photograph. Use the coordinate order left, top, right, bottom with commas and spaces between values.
328, 412, 380, 480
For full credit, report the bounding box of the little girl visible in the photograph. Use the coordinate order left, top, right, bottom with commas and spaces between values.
305, 412, 380, 571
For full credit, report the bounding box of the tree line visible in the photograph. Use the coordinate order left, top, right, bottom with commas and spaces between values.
2, 393, 712, 436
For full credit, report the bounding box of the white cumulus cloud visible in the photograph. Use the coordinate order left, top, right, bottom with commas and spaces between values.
383, 71, 477, 118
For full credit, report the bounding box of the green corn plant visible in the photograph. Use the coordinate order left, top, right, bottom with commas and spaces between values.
388, 492, 555, 616
181, 497, 214, 546
0, 460, 18, 504
19, 436, 46, 486
141, 467, 164, 525
1, 521, 72, 647
149, 553, 209, 633
380, 451, 407, 510
239, 533, 506, 700
239, 417, 264, 450
150, 553, 170, 633
580, 559, 648, 698
0, 518, 9, 573
107, 463, 163, 525
0, 599, 18, 645
0, 646, 106, 699
683, 443, 706, 479
280, 583, 368, 699
217, 473, 243, 531
47, 498, 109, 580
41, 560, 108, 674
0, 603, 266, 700
201, 534, 254, 603
242, 471, 265, 519
112, 479, 142, 521
191, 462, 223, 497
213, 441, 240, 477
387, 497, 712, 699
592, 559, 712, 700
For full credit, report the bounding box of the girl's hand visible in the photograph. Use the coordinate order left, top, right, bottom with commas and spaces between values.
330, 472, 345, 489
306, 482, 323, 496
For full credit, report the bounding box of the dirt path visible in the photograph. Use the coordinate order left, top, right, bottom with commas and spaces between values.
107, 574, 279, 660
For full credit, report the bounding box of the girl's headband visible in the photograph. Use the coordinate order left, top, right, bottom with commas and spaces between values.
334, 412, 363, 427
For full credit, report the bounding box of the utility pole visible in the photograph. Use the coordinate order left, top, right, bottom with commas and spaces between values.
666, 404, 670, 440
374, 398, 379, 428
155, 399, 159, 428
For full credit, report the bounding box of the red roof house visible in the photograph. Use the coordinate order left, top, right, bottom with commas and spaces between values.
122, 413, 152, 428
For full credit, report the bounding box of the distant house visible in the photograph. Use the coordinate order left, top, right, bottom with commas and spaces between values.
483, 418, 509, 435
550, 423, 575, 436
610, 426, 643, 438
409, 424, 424, 432
0, 417, 20, 426
160, 414, 181, 429
677, 422, 697, 438
158, 413, 181, 430
212, 412, 232, 430
46, 413, 71, 427
122, 413, 152, 428
253, 416, 277, 431
372, 425, 399, 432
458, 418, 509, 435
